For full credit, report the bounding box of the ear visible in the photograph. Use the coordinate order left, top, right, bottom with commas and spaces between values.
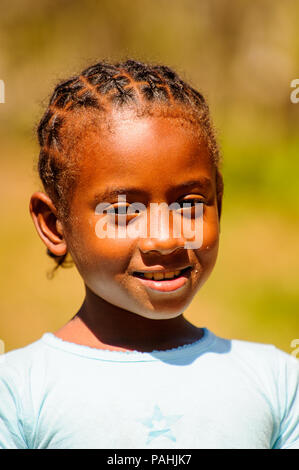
215, 169, 223, 233
29, 192, 67, 257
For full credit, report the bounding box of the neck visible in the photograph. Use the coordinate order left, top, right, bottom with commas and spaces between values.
54, 284, 203, 352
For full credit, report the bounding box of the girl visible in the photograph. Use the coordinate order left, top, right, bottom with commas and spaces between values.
0, 60, 298, 449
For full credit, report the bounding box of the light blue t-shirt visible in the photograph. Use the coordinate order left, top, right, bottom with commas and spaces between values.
0, 327, 298, 449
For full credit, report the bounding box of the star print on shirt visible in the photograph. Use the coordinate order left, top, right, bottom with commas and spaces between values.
137, 404, 183, 444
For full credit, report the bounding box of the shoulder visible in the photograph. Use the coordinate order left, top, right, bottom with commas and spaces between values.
232, 338, 299, 398
0, 337, 48, 449
0, 336, 47, 379
211, 334, 299, 449
209, 332, 298, 406
217, 334, 298, 370
0, 335, 53, 408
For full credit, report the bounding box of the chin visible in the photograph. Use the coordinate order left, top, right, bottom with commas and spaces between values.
85, 278, 191, 320
134, 310, 183, 321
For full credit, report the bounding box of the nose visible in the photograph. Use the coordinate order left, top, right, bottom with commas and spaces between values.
139, 236, 186, 255
137, 205, 186, 255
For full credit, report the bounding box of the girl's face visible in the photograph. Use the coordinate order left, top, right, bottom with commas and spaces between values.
62, 110, 222, 320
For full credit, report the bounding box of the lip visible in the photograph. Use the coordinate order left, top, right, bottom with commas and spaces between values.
132, 265, 192, 274
132, 266, 192, 292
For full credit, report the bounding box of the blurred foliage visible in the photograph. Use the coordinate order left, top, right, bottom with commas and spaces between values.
0, 0, 298, 354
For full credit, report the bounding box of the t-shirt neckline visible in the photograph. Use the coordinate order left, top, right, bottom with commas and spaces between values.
41, 327, 216, 362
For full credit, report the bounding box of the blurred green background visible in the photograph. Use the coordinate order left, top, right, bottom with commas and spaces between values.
0, 0, 298, 354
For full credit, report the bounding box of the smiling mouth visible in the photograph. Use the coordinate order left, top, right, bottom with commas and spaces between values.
132, 266, 192, 281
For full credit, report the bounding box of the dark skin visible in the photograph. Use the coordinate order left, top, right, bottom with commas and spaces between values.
29, 109, 223, 352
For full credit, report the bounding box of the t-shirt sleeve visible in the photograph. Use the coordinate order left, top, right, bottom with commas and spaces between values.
0, 361, 28, 449
272, 347, 299, 449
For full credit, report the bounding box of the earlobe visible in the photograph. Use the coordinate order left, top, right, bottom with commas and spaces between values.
29, 192, 67, 257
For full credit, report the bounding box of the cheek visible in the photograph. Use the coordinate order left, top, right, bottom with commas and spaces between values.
66, 221, 135, 280
195, 207, 220, 269
91, 238, 134, 273
203, 214, 220, 250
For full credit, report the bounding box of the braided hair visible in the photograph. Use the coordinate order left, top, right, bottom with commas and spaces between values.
36, 59, 223, 276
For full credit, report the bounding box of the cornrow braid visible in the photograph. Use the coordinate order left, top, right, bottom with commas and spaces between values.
36, 59, 222, 276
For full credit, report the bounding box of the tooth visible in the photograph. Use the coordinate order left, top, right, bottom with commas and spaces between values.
174, 270, 181, 276
144, 273, 153, 279
165, 271, 175, 279
153, 272, 164, 280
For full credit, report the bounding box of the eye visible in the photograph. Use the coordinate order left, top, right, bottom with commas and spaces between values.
105, 203, 142, 224
105, 203, 130, 215
177, 198, 205, 209
176, 197, 205, 217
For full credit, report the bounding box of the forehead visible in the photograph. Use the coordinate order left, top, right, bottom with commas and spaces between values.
66, 110, 215, 199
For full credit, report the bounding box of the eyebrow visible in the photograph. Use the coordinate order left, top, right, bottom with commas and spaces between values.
93, 178, 213, 203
